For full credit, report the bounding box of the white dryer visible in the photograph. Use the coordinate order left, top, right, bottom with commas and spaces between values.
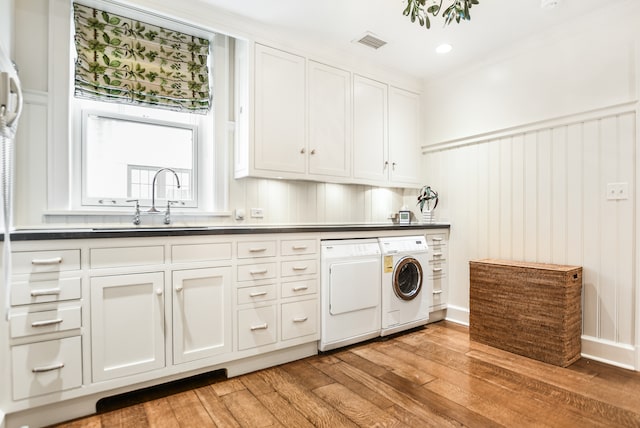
378, 236, 432, 336
320, 239, 381, 351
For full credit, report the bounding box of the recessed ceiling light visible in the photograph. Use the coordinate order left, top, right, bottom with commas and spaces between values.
541, 0, 559, 9
435, 44, 453, 54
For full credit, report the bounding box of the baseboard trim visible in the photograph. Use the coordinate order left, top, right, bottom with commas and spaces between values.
444, 305, 469, 326
580, 335, 637, 371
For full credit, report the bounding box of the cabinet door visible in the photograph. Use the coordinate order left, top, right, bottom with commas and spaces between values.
353, 75, 388, 183
308, 61, 351, 178
389, 86, 421, 186
254, 44, 306, 174
91, 272, 165, 382
172, 267, 231, 364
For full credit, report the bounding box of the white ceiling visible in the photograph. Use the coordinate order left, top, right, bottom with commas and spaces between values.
196, 0, 631, 80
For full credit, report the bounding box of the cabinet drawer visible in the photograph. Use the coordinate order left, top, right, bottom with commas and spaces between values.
281, 279, 317, 299
11, 336, 82, 400
11, 277, 81, 306
237, 306, 277, 350
281, 259, 317, 277
10, 306, 81, 338
172, 242, 232, 263
12, 250, 80, 274
428, 261, 446, 279
429, 248, 447, 262
432, 287, 447, 308
237, 241, 277, 258
426, 233, 447, 245
237, 262, 277, 282
281, 299, 317, 341
281, 239, 317, 256
237, 284, 277, 305
90, 246, 164, 269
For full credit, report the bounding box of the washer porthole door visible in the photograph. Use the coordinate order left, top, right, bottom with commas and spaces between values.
393, 257, 423, 300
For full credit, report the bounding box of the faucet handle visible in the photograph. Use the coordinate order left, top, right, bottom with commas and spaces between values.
126, 199, 141, 225
164, 200, 180, 225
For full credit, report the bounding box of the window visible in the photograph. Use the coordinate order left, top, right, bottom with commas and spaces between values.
69, 1, 224, 212
80, 109, 197, 208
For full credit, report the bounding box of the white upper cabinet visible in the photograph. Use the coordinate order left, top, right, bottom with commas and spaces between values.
237, 43, 421, 188
307, 61, 351, 178
389, 86, 421, 187
352, 75, 388, 183
253, 44, 306, 175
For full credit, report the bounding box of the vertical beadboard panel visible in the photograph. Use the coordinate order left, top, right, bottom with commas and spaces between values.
487, 140, 501, 259
425, 108, 636, 362
499, 137, 512, 258
465, 144, 480, 263
599, 116, 619, 342
551, 126, 568, 265
582, 120, 600, 338
523, 132, 538, 262
476, 144, 490, 258
616, 113, 635, 344
537, 129, 552, 263
14, 99, 48, 228
566, 123, 583, 267
511, 135, 525, 261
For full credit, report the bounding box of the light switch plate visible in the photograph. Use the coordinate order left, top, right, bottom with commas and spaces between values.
606, 182, 628, 200
250, 208, 264, 218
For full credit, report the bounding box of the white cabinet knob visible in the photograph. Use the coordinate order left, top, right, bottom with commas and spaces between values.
156, 288, 163, 295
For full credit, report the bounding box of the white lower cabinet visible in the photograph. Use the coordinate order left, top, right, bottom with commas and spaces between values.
90, 272, 166, 382
3, 233, 327, 427
172, 267, 232, 364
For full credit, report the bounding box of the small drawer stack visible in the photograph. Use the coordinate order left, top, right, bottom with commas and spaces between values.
9, 248, 83, 400
469, 259, 582, 367
235, 237, 318, 352
425, 231, 448, 311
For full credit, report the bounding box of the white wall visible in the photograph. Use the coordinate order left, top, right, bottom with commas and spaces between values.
0, 0, 13, 56
423, 5, 640, 369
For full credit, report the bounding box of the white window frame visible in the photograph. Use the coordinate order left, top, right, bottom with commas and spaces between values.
47, 0, 231, 217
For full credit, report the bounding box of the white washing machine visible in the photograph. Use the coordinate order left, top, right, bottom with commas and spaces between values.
378, 236, 432, 336
320, 239, 381, 351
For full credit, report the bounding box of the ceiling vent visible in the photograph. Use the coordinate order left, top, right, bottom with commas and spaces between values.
354, 32, 387, 50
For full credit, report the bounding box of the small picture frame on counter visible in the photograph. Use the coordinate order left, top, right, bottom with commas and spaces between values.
398, 210, 411, 225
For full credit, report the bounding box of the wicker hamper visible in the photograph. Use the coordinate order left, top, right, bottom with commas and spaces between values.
469, 259, 582, 367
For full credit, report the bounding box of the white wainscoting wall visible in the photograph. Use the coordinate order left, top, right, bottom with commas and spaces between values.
424, 103, 638, 369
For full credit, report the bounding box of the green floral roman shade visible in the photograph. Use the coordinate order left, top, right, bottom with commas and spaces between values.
73, 3, 211, 113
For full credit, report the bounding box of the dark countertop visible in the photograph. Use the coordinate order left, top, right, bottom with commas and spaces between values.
7, 223, 450, 241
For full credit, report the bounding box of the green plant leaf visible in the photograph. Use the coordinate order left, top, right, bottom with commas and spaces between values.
110, 60, 121, 67
109, 17, 120, 25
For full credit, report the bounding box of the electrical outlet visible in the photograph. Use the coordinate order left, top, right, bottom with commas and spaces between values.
250, 208, 264, 218
606, 182, 629, 200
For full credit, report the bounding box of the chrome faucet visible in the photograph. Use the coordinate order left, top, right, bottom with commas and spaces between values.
148, 168, 181, 213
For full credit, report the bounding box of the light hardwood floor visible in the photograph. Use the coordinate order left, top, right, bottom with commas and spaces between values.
52, 321, 640, 427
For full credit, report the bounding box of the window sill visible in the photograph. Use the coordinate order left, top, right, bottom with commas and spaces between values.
44, 210, 232, 218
